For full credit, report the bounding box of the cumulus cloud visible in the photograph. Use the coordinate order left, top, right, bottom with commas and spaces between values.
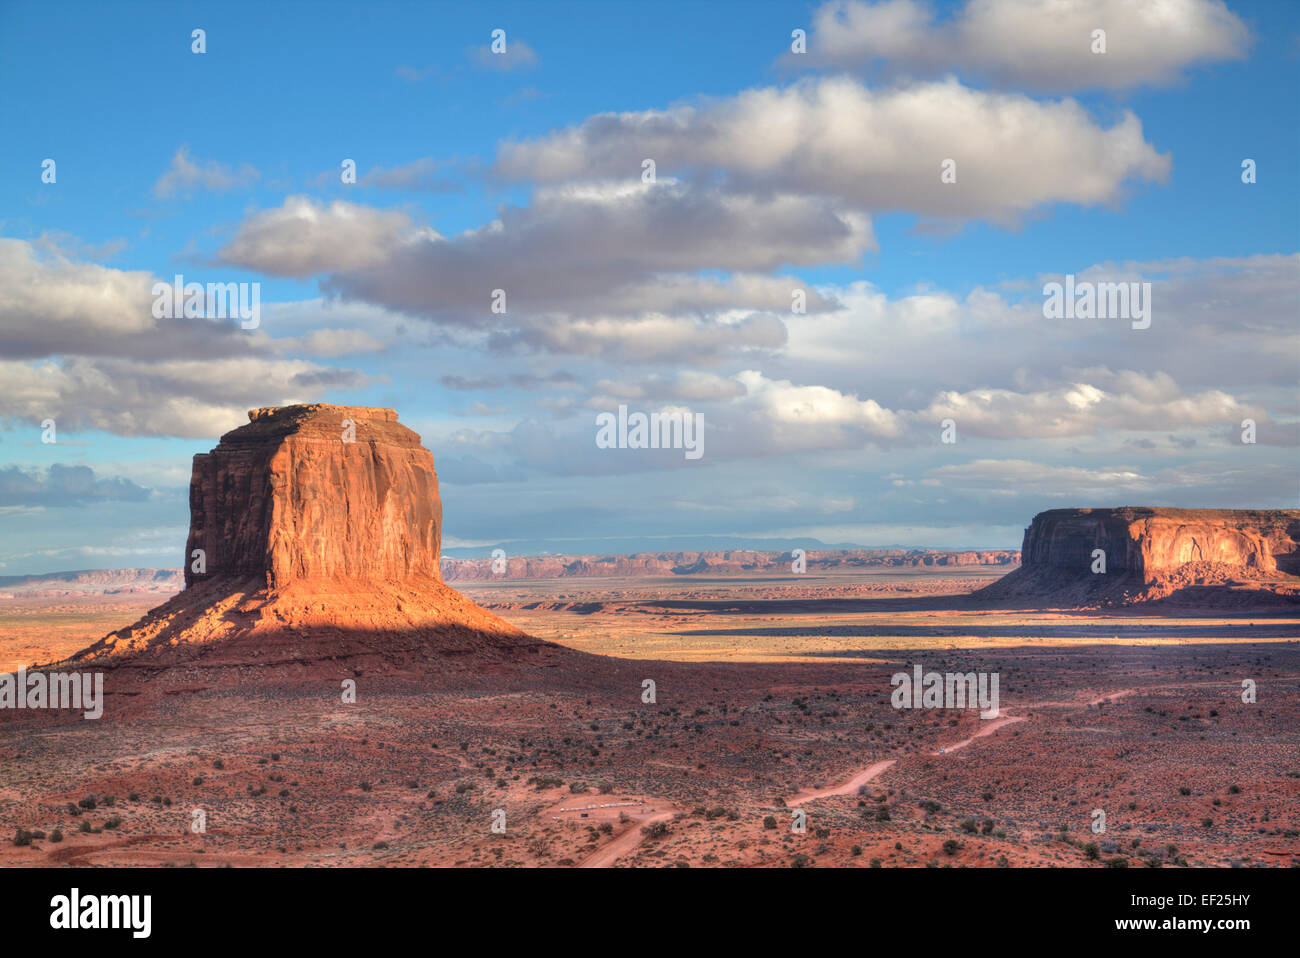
219, 187, 855, 361
0, 463, 152, 507
792, 0, 1250, 91
915, 372, 1262, 439
495, 76, 1170, 221
220, 196, 432, 276
153, 145, 260, 198
0, 356, 366, 438
779, 255, 1299, 407
0, 238, 377, 438
0, 238, 254, 360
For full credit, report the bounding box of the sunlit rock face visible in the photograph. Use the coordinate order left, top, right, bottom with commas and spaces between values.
185, 405, 442, 589
1019, 507, 1299, 580
979, 507, 1300, 606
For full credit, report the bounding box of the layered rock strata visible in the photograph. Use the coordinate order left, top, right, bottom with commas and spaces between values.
979, 507, 1300, 605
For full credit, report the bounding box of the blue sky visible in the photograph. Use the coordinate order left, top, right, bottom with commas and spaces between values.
1, 0, 1297, 574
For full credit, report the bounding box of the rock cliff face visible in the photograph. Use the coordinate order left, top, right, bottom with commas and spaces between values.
186, 405, 441, 588
980, 507, 1300, 606
58, 405, 557, 696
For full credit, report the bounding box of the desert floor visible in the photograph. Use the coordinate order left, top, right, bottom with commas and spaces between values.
1, 569, 1296, 867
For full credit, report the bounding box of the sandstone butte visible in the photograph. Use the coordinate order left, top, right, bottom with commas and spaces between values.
978, 506, 1300, 606
51, 404, 565, 693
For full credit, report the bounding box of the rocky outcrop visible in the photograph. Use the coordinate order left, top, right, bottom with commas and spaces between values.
980, 507, 1300, 606
54, 405, 558, 697
186, 405, 441, 588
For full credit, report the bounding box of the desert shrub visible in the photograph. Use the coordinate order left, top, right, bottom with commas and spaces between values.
641, 821, 669, 840
942, 839, 960, 856
1105, 857, 1129, 868
1085, 843, 1100, 860
960, 819, 978, 834
12, 829, 32, 846
850, 845, 862, 856
763, 815, 777, 830
875, 806, 890, 822
49, 829, 63, 843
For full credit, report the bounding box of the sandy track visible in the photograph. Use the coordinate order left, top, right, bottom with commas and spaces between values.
597, 688, 1142, 865
931, 715, 1025, 755
789, 759, 898, 805
580, 807, 676, 868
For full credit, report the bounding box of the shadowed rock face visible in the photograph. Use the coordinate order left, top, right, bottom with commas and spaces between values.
981, 507, 1300, 606
186, 405, 441, 589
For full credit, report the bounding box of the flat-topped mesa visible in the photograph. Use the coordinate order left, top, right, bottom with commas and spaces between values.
979, 506, 1300, 606
185, 404, 441, 588
1019, 507, 1300, 581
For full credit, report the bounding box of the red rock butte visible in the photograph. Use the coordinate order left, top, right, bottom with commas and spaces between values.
56, 404, 563, 692
979, 506, 1300, 605
186, 404, 442, 588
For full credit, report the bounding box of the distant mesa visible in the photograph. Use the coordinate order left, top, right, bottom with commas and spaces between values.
441, 548, 1018, 581
54, 405, 560, 693
978, 507, 1300, 606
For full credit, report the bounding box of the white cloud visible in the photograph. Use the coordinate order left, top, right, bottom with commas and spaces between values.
220, 196, 432, 276
795, 0, 1250, 91
0, 356, 367, 438
496, 76, 1170, 221
153, 145, 259, 198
